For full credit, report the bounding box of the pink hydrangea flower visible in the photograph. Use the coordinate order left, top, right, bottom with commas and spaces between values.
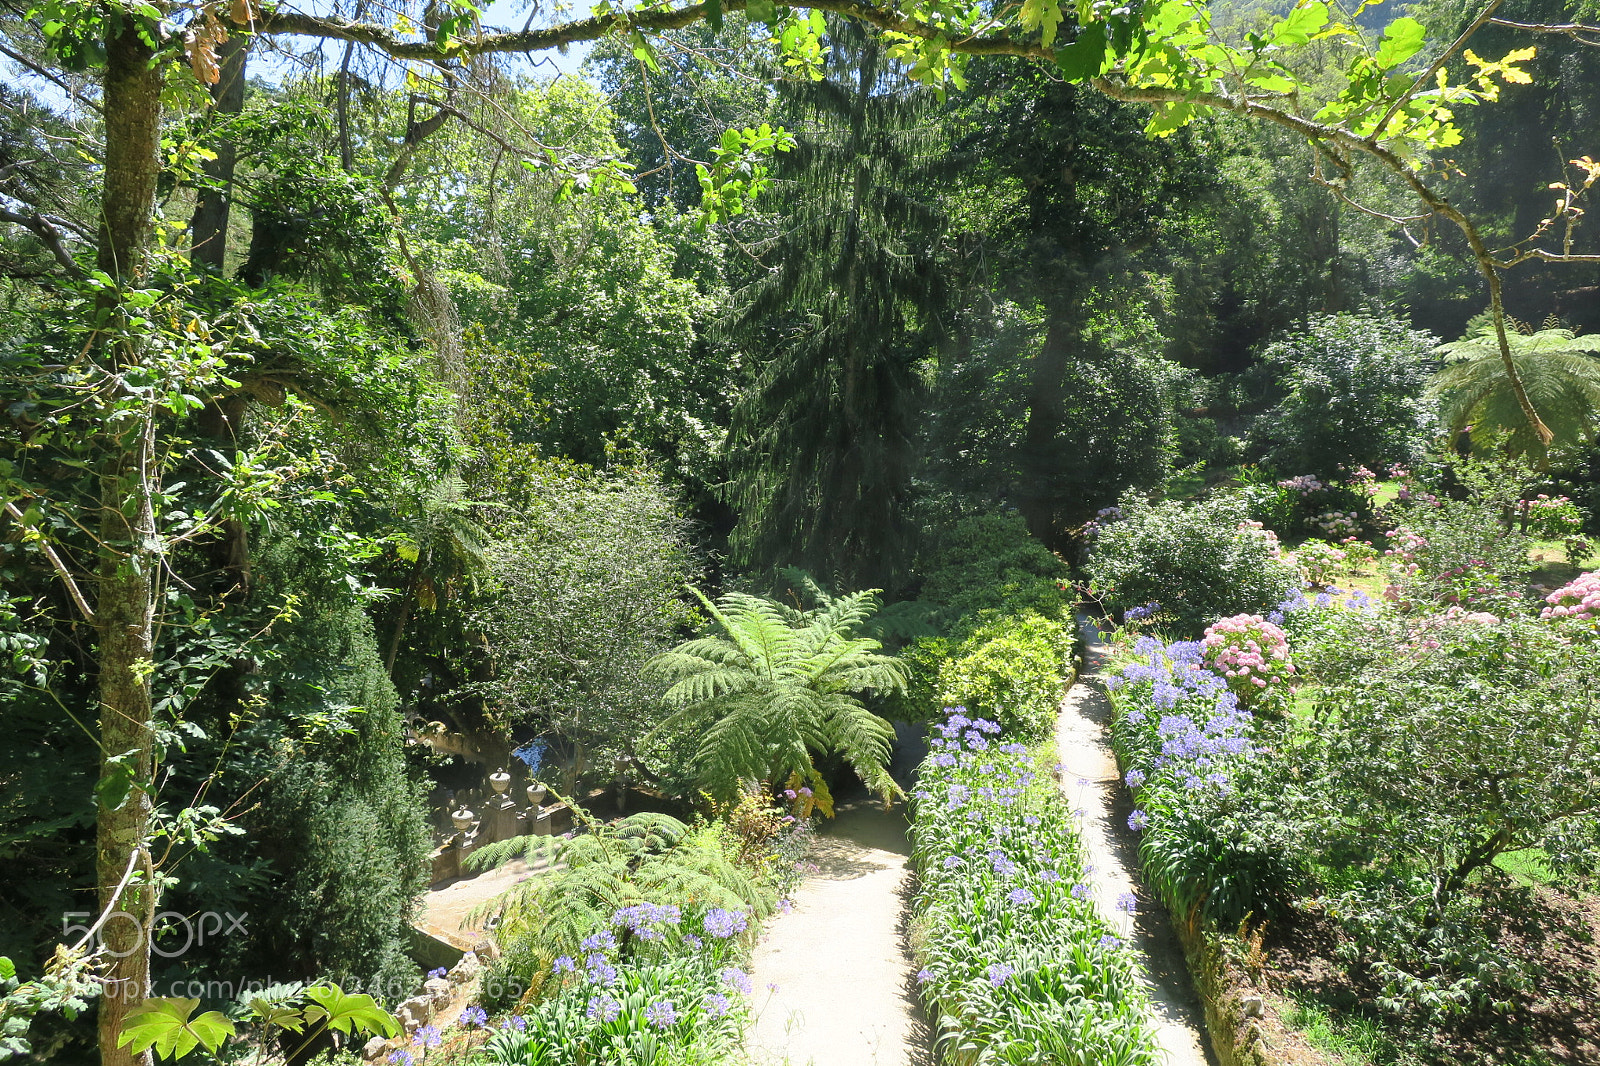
1540, 571, 1600, 622
1201, 614, 1294, 705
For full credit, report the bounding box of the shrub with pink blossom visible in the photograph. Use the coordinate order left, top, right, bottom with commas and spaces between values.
1201, 614, 1295, 705
1292, 539, 1346, 585
1540, 571, 1600, 623
1520, 495, 1585, 541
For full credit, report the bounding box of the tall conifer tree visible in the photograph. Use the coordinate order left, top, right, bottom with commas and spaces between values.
727, 17, 949, 591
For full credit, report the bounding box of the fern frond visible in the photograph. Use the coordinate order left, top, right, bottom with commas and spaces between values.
465, 833, 567, 873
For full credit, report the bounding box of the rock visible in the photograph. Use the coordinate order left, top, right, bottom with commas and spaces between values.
362, 1036, 388, 1061
449, 952, 481, 985
396, 996, 432, 1031
423, 977, 451, 1005
1240, 994, 1264, 1018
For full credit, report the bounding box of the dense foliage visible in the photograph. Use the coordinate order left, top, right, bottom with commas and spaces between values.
5, 0, 1600, 1059
1085, 495, 1300, 636
1249, 313, 1440, 479
1106, 462, 1600, 1054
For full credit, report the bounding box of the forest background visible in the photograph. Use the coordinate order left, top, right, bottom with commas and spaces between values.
2, 0, 1600, 1059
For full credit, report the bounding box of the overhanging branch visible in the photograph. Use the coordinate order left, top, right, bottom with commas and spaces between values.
258, 0, 1047, 62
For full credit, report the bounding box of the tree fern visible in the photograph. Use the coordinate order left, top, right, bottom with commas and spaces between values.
1432, 326, 1600, 461
649, 586, 906, 804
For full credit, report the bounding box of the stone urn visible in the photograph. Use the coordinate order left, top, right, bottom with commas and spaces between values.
489, 767, 512, 794
450, 807, 476, 832
525, 782, 547, 807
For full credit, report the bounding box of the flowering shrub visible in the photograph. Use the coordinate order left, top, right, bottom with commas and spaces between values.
1291, 539, 1346, 585
1200, 615, 1295, 706
1310, 509, 1361, 540
1520, 494, 1585, 540
1339, 537, 1379, 571
910, 710, 1159, 1066
1540, 571, 1600, 623
1106, 638, 1301, 926
1278, 474, 1325, 494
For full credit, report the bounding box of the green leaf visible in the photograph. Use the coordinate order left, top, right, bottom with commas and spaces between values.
1269, 1, 1329, 47
705, 0, 722, 31
300, 985, 399, 1039
1054, 21, 1107, 81
95, 756, 137, 812
246, 999, 307, 1033
118, 999, 235, 1060
746, 0, 776, 23
1020, 0, 1064, 47
1247, 72, 1297, 93
1375, 17, 1425, 70
628, 31, 661, 74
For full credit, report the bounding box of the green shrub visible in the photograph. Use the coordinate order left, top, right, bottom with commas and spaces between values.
1086, 494, 1299, 637
929, 611, 1076, 739
896, 510, 1077, 729
916, 511, 1071, 631
1249, 313, 1438, 480
174, 539, 431, 999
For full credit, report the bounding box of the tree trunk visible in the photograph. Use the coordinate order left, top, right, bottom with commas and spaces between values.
1018, 317, 1081, 551
188, 31, 249, 273
95, 17, 165, 1066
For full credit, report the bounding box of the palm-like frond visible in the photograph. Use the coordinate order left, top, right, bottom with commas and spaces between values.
466, 812, 743, 958
647, 586, 907, 804
1432, 328, 1600, 457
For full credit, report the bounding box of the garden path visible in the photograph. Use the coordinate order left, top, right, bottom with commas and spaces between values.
419, 857, 543, 951
1057, 620, 1216, 1066
746, 724, 934, 1066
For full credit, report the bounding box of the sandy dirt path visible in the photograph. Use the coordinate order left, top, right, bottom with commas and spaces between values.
1057, 622, 1216, 1066
747, 725, 933, 1066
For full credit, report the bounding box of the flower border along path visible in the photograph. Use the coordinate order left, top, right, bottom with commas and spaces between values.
908, 710, 1168, 1066
1056, 631, 1216, 1066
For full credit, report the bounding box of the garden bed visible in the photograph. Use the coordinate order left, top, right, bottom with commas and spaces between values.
1259, 888, 1600, 1065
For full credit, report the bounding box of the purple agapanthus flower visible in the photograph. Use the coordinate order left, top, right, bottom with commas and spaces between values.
703, 908, 749, 939
586, 994, 621, 1022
